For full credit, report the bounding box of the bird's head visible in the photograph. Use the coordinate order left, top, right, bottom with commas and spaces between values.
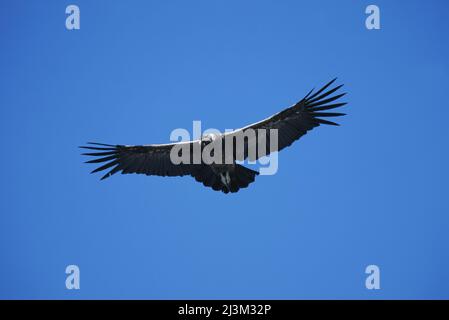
201, 133, 218, 144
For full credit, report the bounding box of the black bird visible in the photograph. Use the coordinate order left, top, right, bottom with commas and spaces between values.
81, 79, 346, 193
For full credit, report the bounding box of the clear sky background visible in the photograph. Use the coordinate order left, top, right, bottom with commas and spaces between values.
1, 0, 449, 299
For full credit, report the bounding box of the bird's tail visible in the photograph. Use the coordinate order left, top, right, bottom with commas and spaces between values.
192, 164, 259, 194
227, 165, 259, 193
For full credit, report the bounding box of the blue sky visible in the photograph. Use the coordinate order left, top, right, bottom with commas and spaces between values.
1, 0, 449, 299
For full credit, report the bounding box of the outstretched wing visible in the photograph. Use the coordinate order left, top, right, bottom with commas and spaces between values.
80, 141, 200, 180
82, 79, 346, 179
224, 78, 347, 161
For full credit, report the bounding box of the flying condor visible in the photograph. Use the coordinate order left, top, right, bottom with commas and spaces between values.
81, 78, 347, 193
